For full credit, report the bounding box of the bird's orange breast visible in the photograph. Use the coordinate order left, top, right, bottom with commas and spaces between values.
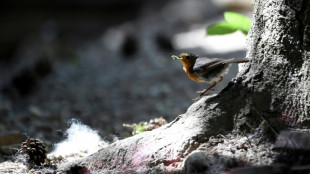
180, 60, 202, 82
185, 71, 202, 82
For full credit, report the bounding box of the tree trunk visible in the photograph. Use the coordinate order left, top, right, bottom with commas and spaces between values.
59, 0, 310, 173
246, 0, 310, 128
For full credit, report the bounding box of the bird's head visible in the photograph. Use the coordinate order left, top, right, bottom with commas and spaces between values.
171, 53, 199, 62
171, 53, 199, 70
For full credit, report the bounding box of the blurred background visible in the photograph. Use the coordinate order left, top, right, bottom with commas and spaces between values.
0, 0, 252, 150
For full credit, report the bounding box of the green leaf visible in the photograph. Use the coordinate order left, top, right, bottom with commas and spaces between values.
135, 124, 146, 135
207, 22, 238, 35
224, 12, 251, 35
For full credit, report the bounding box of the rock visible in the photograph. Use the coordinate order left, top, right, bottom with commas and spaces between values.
184, 152, 210, 174
231, 165, 286, 174
274, 131, 310, 168
275, 131, 310, 150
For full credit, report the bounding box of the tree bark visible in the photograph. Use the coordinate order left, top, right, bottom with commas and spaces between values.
59, 0, 310, 173
246, 0, 310, 128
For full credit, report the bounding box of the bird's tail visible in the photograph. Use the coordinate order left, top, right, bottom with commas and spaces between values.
226, 58, 249, 64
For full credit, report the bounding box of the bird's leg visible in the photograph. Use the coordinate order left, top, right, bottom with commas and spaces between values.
198, 76, 223, 95
193, 84, 216, 101
193, 76, 224, 101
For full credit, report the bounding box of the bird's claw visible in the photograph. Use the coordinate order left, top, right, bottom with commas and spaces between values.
193, 92, 212, 101
192, 96, 201, 101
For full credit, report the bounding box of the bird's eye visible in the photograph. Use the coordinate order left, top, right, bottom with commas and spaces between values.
185, 56, 190, 59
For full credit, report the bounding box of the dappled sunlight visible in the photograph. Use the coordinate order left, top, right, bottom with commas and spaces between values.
172, 27, 247, 54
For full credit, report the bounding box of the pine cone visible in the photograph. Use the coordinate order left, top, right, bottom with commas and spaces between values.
19, 138, 47, 168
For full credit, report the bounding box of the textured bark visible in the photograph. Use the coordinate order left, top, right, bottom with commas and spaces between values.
246, 0, 310, 128
59, 0, 310, 173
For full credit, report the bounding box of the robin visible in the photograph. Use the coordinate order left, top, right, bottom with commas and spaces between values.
172, 53, 249, 100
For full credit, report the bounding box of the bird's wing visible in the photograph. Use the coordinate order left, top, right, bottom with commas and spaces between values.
192, 58, 228, 74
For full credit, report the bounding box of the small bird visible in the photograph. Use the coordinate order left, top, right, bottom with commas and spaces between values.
172, 53, 249, 100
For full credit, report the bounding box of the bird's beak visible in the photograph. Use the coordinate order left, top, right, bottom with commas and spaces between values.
171, 55, 182, 60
